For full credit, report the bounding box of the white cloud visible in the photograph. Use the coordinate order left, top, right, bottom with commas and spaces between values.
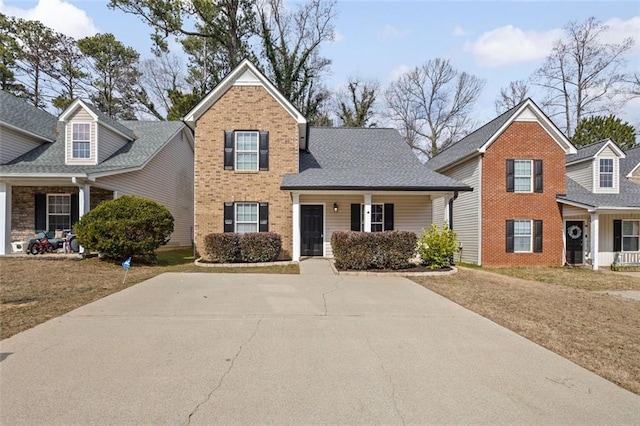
333, 30, 345, 43
464, 25, 563, 67
378, 24, 409, 42
600, 16, 640, 53
388, 64, 411, 81
0, 0, 98, 39
452, 25, 467, 37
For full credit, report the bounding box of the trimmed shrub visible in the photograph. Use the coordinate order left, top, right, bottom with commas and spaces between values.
416, 224, 458, 269
331, 231, 417, 270
239, 232, 282, 262
74, 195, 174, 262
203, 233, 240, 262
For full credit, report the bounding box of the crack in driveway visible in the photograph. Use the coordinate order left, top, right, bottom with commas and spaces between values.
322, 278, 341, 316
185, 316, 263, 425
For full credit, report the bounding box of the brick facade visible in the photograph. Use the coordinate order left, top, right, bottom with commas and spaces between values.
194, 85, 299, 259
11, 185, 113, 243
481, 121, 566, 266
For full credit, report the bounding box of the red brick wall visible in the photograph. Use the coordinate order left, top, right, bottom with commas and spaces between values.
481, 121, 566, 266
194, 85, 299, 259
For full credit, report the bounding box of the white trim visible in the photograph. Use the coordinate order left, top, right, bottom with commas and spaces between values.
621, 219, 640, 252
590, 213, 599, 270
513, 219, 533, 253
627, 161, 640, 178
71, 122, 92, 159
363, 194, 372, 232
0, 183, 11, 255
566, 139, 626, 166
292, 194, 300, 261
563, 219, 586, 266
59, 99, 133, 141
234, 131, 259, 171
477, 99, 577, 155
0, 121, 55, 143
299, 202, 326, 257
234, 202, 259, 233
513, 159, 533, 193
46, 193, 72, 231
477, 155, 483, 266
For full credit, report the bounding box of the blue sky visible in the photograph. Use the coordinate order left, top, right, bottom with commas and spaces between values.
2, 0, 639, 126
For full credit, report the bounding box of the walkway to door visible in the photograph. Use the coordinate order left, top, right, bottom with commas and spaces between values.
299, 257, 334, 275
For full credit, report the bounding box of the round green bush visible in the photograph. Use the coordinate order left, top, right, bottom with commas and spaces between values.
74, 195, 174, 262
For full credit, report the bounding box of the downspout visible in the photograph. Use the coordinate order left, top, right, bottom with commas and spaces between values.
448, 190, 459, 229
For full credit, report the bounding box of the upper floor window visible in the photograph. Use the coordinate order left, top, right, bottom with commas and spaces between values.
506, 159, 543, 193
514, 160, 532, 192
599, 158, 613, 188
72, 123, 91, 159
235, 131, 258, 171
623, 220, 639, 252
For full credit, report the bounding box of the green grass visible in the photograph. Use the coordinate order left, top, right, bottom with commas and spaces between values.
156, 247, 195, 266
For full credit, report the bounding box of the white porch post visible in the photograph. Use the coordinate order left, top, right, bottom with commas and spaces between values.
292, 193, 300, 261
590, 213, 599, 270
363, 194, 372, 232
0, 183, 12, 255
78, 184, 91, 217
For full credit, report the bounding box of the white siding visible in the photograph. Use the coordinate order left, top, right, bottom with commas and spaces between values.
594, 150, 619, 193
431, 196, 446, 229
442, 157, 481, 264
97, 129, 194, 246
562, 205, 588, 217
299, 194, 432, 257
65, 107, 97, 165
0, 126, 43, 164
98, 124, 129, 163
566, 161, 593, 191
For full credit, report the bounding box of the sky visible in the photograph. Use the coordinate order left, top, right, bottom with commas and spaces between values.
1, 0, 639, 127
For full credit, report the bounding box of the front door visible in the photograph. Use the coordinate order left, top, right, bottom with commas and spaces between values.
566, 221, 584, 264
301, 205, 323, 256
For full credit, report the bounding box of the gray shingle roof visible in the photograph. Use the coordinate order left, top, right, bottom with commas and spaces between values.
558, 177, 640, 209
565, 139, 609, 165
621, 146, 640, 176
425, 99, 528, 171
281, 127, 471, 191
0, 91, 58, 141
1, 121, 184, 175
83, 103, 136, 140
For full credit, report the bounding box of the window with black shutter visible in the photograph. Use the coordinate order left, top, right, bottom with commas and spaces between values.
223, 202, 234, 232
259, 132, 269, 171
613, 220, 622, 252
506, 159, 515, 192
259, 202, 269, 232
384, 204, 394, 231
534, 160, 543, 193
506, 220, 514, 252
224, 131, 234, 170
350, 204, 361, 231
534, 220, 543, 252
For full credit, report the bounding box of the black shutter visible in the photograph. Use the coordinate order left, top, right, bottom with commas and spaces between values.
506, 220, 514, 253
350, 204, 361, 231
35, 194, 47, 232
259, 132, 269, 171
70, 194, 79, 230
534, 160, 543, 193
224, 131, 234, 170
534, 220, 543, 253
506, 159, 515, 192
384, 204, 394, 231
259, 202, 269, 232
224, 202, 234, 233
613, 220, 622, 252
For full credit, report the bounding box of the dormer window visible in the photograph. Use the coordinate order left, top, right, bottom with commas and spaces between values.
72, 123, 91, 159
599, 158, 613, 188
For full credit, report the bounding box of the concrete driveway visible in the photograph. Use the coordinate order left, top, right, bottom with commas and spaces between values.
1, 271, 639, 425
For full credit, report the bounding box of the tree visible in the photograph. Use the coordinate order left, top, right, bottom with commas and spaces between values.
495, 80, 529, 114
385, 58, 485, 158
138, 54, 187, 119
78, 33, 141, 119
48, 33, 90, 112
258, 0, 335, 121
335, 77, 379, 127
0, 13, 23, 95
571, 115, 637, 149
533, 17, 635, 136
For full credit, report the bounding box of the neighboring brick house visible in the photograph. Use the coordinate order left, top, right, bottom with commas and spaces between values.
185, 60, 472, 261
558, 140, 640, 269
0, 93, 194, 254
427, 99, 577, 267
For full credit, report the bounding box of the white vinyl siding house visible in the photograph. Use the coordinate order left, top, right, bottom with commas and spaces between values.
97, 125, 129, 163
0, 127, 43, 164
594, 146, 619, 193
65, 107, 97, 165
566, 161, 593, 192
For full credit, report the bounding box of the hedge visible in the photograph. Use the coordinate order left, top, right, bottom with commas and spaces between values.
331, 231, 417, 270
203, 232, 281, 263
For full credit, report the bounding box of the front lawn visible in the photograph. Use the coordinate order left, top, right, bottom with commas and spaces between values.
412, 267, 640, 395
0, 248, 298, 339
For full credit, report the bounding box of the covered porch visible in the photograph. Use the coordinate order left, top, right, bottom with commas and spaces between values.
289, 190, 458, 261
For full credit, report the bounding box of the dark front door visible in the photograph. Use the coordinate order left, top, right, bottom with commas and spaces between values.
566, 221, 584, 264
301, 205, 323, 256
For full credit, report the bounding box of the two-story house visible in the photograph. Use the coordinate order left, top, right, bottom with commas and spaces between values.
558, 140, 640, 269
426, 99, 577, 267
0, 92, 194, 254
186, 59, 472, 261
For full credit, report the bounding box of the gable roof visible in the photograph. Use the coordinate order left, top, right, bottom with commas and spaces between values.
0, 91, 58, 142
59, 99, 136, 141
566, 139, 625, 165
426, 98, 576, 172
558, 177, 640, 210
621, 146, 640, 177
1, 121, 185, 177
281, 127, 471, 191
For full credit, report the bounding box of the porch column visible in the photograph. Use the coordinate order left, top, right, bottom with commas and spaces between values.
0, 183, 12, 255
590, 213, 599, 270
292, 193, 300, 261
363, 194, 372, 232
78, 184, 91, 217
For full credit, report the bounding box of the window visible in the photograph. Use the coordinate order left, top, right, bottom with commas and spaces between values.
622, 220, 639, 252
47, 194, 71, 231
235, 203, 258, 233
514, 160, 532, 192
235, 131, 258, 171
361, 204, 384, 232
599, 158, 613, 188
513, 220, 532, 252
72, 123, 91, 159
